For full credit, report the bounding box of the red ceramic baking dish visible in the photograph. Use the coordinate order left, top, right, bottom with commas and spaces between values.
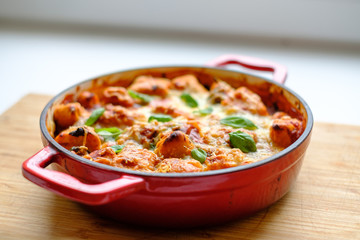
22, 54, 313, 228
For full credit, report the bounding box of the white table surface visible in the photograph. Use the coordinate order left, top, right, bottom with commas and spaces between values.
1, 23, 360, 125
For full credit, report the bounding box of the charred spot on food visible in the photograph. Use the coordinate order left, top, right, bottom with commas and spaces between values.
164, 131, 184, 144
140, 128, 159, 139
208, 94, 223, 104
149, 130, 158, 139
272, 124, 281, 130
172, 126, 181, 131
69, 127, 85, 137
84, 92, 95, 102
213, 96, 222, 104
152, 85, 159, 91
272, 102, 279, 112
203, 82, 211, 90
70, 146, 89, 155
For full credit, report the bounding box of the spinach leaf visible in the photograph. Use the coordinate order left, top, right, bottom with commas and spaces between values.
229, 131, 257, 153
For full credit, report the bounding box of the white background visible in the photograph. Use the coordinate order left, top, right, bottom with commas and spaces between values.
1, 0, 360, 125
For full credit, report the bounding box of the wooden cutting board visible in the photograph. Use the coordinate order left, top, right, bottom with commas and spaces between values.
0, 94, 359, 240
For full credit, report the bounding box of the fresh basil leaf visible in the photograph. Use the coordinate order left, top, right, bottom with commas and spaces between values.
220, 116, 257, 130
85, 107, 105, 126
128, 90, 152, 103
180, 93, 198, 108
95, 127, 123, 141
148, 114, 173, 122
229, 131, 257, 153
191, 148, 207, 163
193, 107, 213, 116
111, 144, 125, 153
95, 127, 122, 133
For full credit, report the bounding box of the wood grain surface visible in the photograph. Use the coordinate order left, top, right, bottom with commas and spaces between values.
0, 94, 359, 240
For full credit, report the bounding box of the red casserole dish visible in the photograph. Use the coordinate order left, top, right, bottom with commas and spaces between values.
22, 55, 313, 228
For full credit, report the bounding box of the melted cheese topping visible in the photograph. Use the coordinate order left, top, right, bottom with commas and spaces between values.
118, 89, 281, 163
53, 75, 292, 173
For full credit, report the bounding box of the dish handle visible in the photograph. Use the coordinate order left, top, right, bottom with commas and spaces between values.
206, 54, 287, 84
22, 146, 145, 205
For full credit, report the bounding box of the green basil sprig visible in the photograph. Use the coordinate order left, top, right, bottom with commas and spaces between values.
95, 127, 123, 141
191, 148, 207, 163
220, 116, 257, 130
110, 144, 125, 153
193, 107, 213, 116
229, 131, 257, 153
85, 107, 105, 126
128, 90, 152, 103
148, 114, 173, 122
180, 93, 198, 108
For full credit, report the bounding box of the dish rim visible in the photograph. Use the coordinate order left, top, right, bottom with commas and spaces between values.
39, 65, 314, 178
